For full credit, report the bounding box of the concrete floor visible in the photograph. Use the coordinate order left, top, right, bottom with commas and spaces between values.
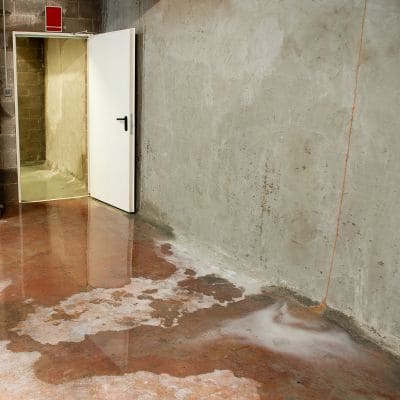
0, 198, 399, 399
20, 164, 87, 202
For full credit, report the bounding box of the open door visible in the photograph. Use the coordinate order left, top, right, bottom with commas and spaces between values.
88, 29, 135, 213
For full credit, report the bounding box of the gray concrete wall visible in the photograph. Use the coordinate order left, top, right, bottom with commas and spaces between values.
330, 1, 400, 351
0, 0, 101, 204
102, 0, 141, 31
104, 0, 399, 354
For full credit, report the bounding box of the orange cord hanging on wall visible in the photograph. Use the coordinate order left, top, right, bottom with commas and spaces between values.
315, 0, 368, 314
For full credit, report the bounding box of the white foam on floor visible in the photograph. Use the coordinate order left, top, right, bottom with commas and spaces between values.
207, 302, 361, 360
0, 341, 260, 400
13, 253, 245, 345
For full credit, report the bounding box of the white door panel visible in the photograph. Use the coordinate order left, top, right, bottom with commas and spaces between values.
88, 29, 135, 212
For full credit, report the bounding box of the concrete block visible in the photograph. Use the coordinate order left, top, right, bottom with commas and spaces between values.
78, 0, 100, 19
16, 38, 31, 48
16, 47, 42, 62
0, 148, 16, 169
17, 73, 44, 88
28, 16, 46, 31
0, 101, 15, 117
16, 87, 29, 97
63, 17, 92, 33
16, 59, 43, 74
0, 116, 15, 135
28, 109, 44, 119
16, 38, 42, 49
0, 167, 17, 184
0, 68, 14, 86
0, 33, 12, 50
19, 117, 41, 129
5, 15, 33, 31
28, 86, 44, 97
65, 1, 80, 18
66, 1, 79, 18
15, 0, 46, 16
1, 182, 18, 204
0, 133, 15, 151
0, 0, 14, 15
92, 17, 101, 33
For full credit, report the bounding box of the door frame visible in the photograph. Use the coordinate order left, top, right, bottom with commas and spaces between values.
12, 31, 91, 203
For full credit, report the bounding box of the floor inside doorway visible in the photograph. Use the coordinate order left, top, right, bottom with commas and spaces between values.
1, 198, 399, 399
20, 164, 87, 202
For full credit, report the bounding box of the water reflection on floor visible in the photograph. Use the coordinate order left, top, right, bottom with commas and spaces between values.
0, 198, 399, 399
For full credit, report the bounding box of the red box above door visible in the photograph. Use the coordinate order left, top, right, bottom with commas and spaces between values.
46, 6, 62, 32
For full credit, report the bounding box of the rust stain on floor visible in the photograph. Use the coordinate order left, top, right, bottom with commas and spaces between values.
0, 198, 399, 399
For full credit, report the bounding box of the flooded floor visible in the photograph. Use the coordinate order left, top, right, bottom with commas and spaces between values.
0, 198, 399, 399
20, 164, 87, 202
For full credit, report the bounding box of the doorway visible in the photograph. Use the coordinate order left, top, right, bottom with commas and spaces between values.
14, 33, 89, 203
13, 29, 136, 212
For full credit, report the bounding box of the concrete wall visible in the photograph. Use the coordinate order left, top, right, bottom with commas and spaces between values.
103, 0, 400, 353
45, 38, 87, 181
16, 37, 45, 164
330, 1, 400, 352
101, 0, 141, 31
0, 0, 101, 204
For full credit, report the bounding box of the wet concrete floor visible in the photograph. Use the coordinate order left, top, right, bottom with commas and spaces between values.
0, 198, 399, 399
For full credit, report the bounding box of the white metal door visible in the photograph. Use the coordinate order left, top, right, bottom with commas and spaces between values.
88, 29, 135, 212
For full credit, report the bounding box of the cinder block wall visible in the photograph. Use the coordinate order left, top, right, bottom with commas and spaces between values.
0, 0, 101, 204
16, 37, 45, 164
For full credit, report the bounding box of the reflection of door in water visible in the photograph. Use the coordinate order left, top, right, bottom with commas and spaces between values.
87, 201, 132, 289
86, 199, 133, 371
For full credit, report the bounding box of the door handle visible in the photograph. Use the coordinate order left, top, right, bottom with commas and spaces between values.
116, 116, 128, 132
